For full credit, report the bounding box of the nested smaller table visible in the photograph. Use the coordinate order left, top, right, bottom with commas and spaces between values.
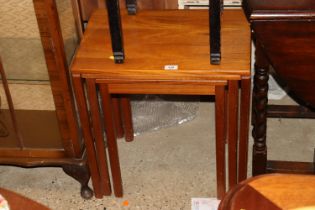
71, 9, 251, 199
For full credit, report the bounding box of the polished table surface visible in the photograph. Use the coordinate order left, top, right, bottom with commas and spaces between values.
72, 9, 250, 80
0, 188, 50, 210
219, 174, 315, 210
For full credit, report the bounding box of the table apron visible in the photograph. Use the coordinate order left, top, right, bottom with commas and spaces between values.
94, 80, 228, 95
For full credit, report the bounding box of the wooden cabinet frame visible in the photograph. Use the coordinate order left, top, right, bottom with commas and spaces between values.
0, 0, 92, 199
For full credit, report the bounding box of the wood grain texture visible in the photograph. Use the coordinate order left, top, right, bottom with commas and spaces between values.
112, 97, 125, 139
99, 85, 123, 197
253, 21, 315, 108
34, 0, 82, 158
72, 75, 104, 198
0, 0, 82, 160
0, 188, 50, 210
267, 105, 315, 119
107, 83, 217, 95
249, 174, 315, 209
238, 77, 251, 182
219, 177, 280, 210
220, 174, 315, 210
0, 149, 65, 159
72, 9, 251, 80
245, 0, 315, 176
0, 155, 87, 167
215, 85, 227, 200
266, 160, 315, 174
120, 96, 134, 142
252, 43, 269, 176
71, 8, 251, 199
86, 79, 112, 196
0, 0, 89, 199
227, 80, 238, 190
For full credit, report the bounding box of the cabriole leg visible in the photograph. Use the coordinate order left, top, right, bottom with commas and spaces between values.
62, 163, 93, 199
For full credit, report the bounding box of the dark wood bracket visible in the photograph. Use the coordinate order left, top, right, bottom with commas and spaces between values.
105, 0, 125, 63
209, 0, 222, 65
126, 0, 137, 15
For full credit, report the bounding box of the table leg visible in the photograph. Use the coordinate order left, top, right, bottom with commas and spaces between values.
252, 44, 269, 176
215, 85, 226, 200
227, 80, 239, 190
238, 77, 251, 182
112, 96, 125, 139
100, 85, 123, 197
120, 96, 134, 142
224, 88, 228, 144
72, 75, 107, 198
86, 79, 112, 196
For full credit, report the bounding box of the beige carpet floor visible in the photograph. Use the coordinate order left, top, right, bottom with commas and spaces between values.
2, 2, 313, 209
0, 98, 314, 210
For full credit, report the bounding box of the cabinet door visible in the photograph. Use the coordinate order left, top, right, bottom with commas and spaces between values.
0, 0, 81, 159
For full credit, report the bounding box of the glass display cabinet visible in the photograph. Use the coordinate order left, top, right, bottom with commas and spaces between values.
0, 0, 92, 198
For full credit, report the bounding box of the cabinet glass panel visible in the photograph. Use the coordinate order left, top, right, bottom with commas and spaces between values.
0, 0, 62, 149
56, 0, 80, 65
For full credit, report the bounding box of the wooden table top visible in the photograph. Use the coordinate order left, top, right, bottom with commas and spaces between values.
220, 174, 315, 210
0, 188, 50, 210
249, 174, 315, 209
71, 9, 251, 81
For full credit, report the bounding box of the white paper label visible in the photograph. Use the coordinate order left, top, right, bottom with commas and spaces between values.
164, 65, 178, 70
191, 198, 220, 210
